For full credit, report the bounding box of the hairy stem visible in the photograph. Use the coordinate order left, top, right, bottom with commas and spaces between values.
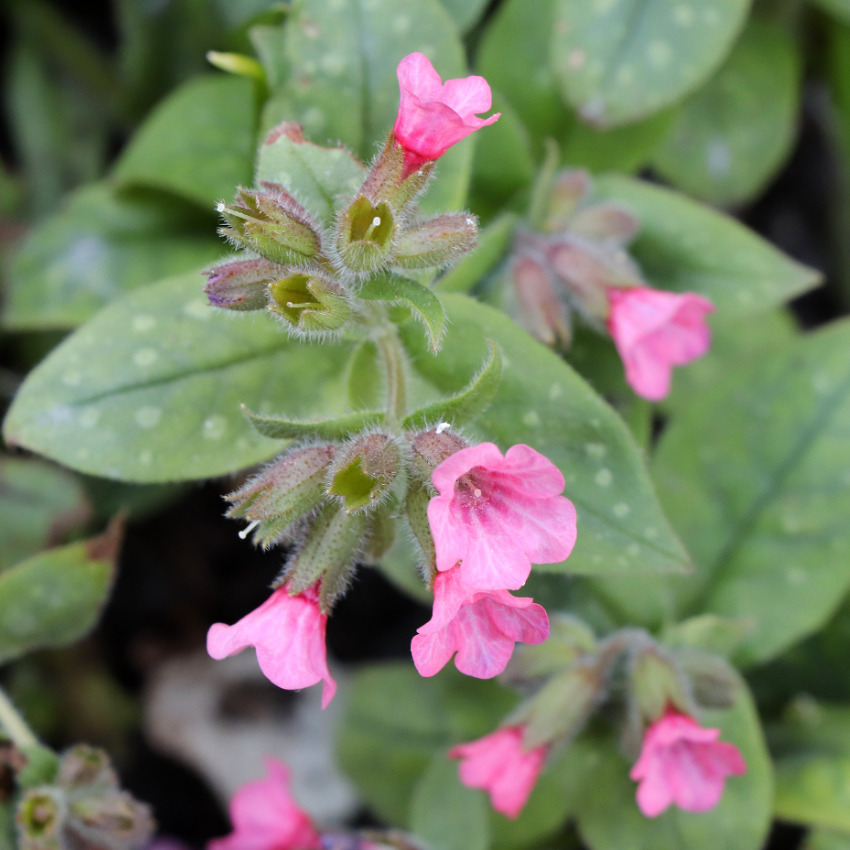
0, 686, 38, 750
375, 324, 407, 423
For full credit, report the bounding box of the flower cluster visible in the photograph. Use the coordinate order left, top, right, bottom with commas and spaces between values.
510, 171, 714, 400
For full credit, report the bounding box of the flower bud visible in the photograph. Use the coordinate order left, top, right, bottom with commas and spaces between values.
359, 140, 435, 213
543, 170, 591, 234
203, 257, 283, 311
676, 650, 739, 710
284, 503, 369, 612
569, 202, 640, 245
227, 445, 336, 548
519, 662, 604, 749
56, 745, 114, 790
17, 788, 64, 850
327, 433, 401, 513
407, 428, 469, 484
392, 214, 477, 270
268, 270, 352, 334
217, 184, 321, 265
510, 255, 571, 347
547, 236, 643, 322
630, 645, 693, 725
336, 195, 396, 272
67, 790, 155, 850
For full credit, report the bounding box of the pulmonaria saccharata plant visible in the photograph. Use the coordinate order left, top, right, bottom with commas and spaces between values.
509, 170, 715, 400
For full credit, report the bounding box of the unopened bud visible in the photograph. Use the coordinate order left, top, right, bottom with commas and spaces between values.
67, 791, 155, 850
569, 202, 640, 245
227, 445, 336, 548
218, 184, 321, 265
17, 788, 64, 850
510, 255, 571, 347
547, 236, 643, 321
676, 650, 739, 710
519, 662, 604, 749
630, 646, 693, 724
268, 270, 351, 334
407, 429, 469, 484
360, 138, 434, 212
327, 433, 400, 513
392, 214, 477, 270
543, 170, 592, 234
56, 745, 114, 790
284, 503, 369, 611
203, 257, 282, 311
336, 195, 396, 272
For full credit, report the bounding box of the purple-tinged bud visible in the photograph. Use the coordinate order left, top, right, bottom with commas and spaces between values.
56, 745, 114, 790
392, 214, 477, 270
227, 445, 336, 549
326, 433, 401, 514
510, 254, 571, 347
217, 184, 321, 265
336, 195, 396, 272
67, 790, 155, 850
268, 270, 351, 334
547, 236, 644, 322
407, 428, 469, 484
203, 257, 283, 311
543, 170, 592, 234
569, 202, 640, 246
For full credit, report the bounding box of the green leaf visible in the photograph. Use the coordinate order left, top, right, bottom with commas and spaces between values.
436, 0, 489, 33
435, 214, 518, 295
0, 523, 119, 664
594, 175, 821, 315
615, 320, 850, 665
652, 21, 801, 205
0, 457, 90, 573
813, 0, 850, 24
662, 614, 754, 659
258, 0, 465, 161
805, 830, 850, 850
402, 340, 502, 430
242, 407, 385, 440
477, 0, 571, 157
772, 701, 850, 832
359, 273, 448, 352
255, 125, 365, 228
551, 0, 751, 128
2, 183, 220, 330
570, 679, 772, 850
113, 74, 256, 208
3, 272, 353, 483
410, 754, 490, 850
402, 294, 689, 577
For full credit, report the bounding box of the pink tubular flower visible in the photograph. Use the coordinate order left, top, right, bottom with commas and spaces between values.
450, 726, 546, 819
427, 442, 576, 591
207, 583, 337, 709
607, 287, 715, 401
411, 564, 549, 678
630, 709, 747, 817
393, 52, 500, 177
208, 757, 321, 850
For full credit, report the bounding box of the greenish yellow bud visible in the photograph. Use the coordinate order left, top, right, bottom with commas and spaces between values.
337, 195, 396, 272
268, 271, 351, 334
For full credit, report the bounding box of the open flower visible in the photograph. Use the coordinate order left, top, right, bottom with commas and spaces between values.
207, 583, 337, 709
208, 758, 321, 850
393, 52, 500, 177
427, 442, 576, 591
450, 726, 546, 819
411, 564, 549, 678
607, 287, 714, 401
630, 709, 747, 817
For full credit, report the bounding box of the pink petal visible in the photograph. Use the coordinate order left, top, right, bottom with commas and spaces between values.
441, 75, 494, 116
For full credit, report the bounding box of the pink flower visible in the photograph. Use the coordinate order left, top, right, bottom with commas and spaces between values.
630, 710, 747, 817
393, 52, 500, 177
607, 287, 715, 401
207, 584, 337, 709
208, 757, 322, 850
411, 564, 549, 678
427, 442, 576, 591
450, 726, 546, 819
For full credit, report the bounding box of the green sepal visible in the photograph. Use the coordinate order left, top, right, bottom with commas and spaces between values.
242, 406, 385, 441
357, 272, 447, 352
17, 746, 59, 790
401, 340, 502, 431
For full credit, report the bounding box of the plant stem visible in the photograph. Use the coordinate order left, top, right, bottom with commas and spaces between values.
0, 686, 38, 750
375, 324, 407, 423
